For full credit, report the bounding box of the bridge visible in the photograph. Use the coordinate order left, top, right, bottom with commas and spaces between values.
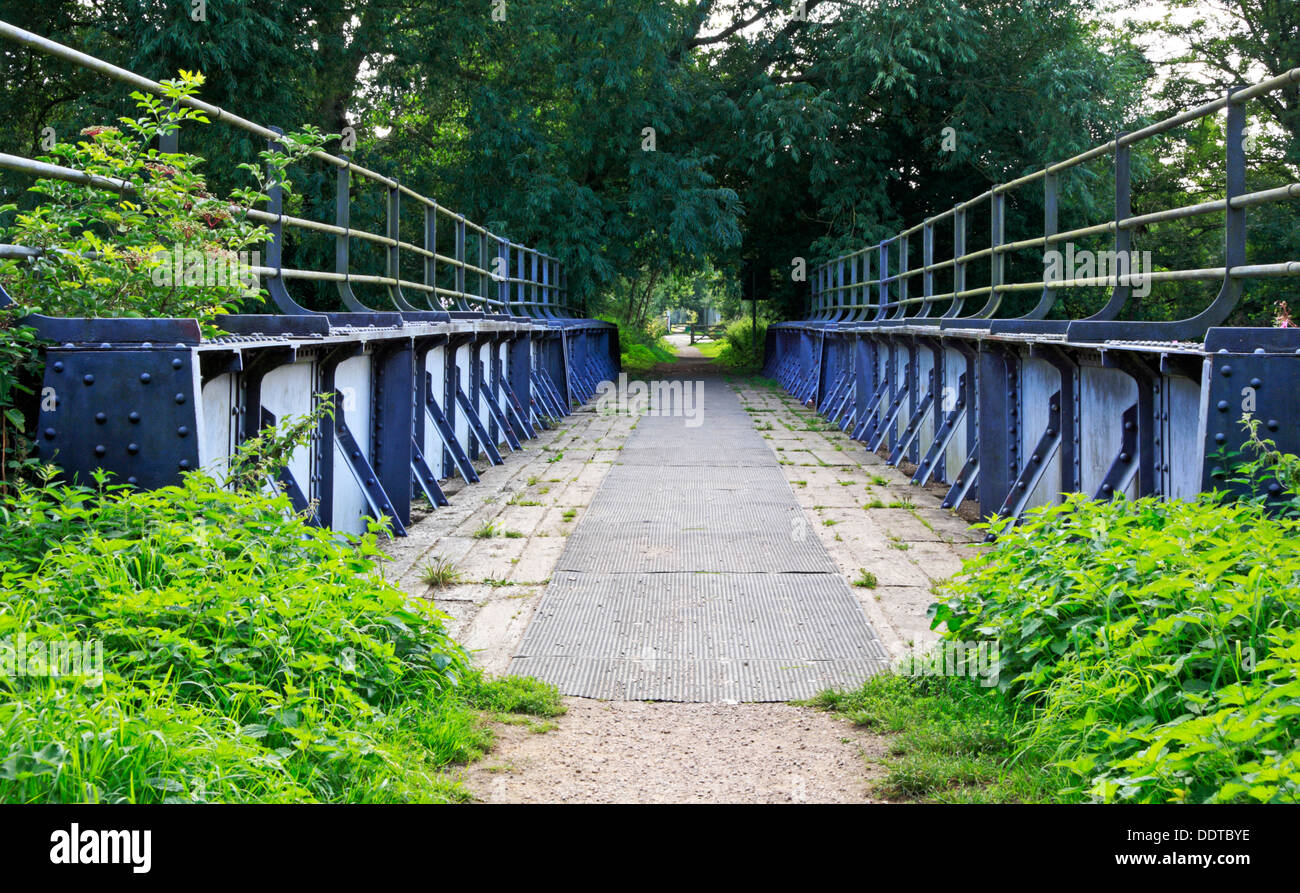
1, 21, 1298, 704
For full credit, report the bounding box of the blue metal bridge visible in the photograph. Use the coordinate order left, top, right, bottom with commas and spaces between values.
1, 24, 1299, 701
765, 68, 1300, 529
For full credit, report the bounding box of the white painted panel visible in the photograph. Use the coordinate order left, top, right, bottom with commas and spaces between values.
1166, 374, 1203, 501
1021, 356, 1060, 511
333, 354, 372, 536
199, 372, 236, 482
259, 360, 315, 499
1080, 365, 1137, 497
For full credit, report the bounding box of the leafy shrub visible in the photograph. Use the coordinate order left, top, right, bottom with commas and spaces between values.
0, 317, 41, 492
0, 71, 325, 327
0, 404, 562, 803
598, 313, 676, 372
0, 463, 484, 802
931, 491, 1300, 803
714, 318, 767, 370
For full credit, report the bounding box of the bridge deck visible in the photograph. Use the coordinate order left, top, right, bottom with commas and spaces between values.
508, 370, 890, 701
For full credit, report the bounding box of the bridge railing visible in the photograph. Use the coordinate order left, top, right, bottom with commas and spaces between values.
0, 21, 618, 536
768, 67, 1300, 531
807, 68, 1300, 343
0, 21, 575, 320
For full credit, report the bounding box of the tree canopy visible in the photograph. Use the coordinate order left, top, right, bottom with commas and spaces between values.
0, 0, 1294, 324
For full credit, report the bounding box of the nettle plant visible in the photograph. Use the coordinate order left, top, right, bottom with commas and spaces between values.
0, 71, 327, 328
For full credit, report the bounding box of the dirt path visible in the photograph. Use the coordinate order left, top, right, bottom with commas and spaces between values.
458, 700, 887, 803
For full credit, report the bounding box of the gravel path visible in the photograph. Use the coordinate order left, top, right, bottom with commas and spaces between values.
459, 698, 886, 803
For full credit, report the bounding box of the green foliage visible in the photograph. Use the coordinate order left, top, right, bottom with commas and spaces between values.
0, 412, 550, 803
0, 318, 41, 493
713, 318, 767, 371
0, 71, 326, 327
809, 672, 1064, 803
853, 570, 878, 589
600, 313, 676, 373
461, 675, 566, 718
418, 556, 462, 589
930, 491, 1300, 803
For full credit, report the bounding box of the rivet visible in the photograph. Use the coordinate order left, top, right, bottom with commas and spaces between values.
177, 426, 190, 437
44, 427, 55, 439
129, 411, 141, 423
1267, 419, 1279, 431
127, 476, 139, 485
1120, 452, 1130, 461
172, 358, 183, 369
1255, 348, 1265, 355
1268, 482, 1282, 495
83, 374, 94, 385
1220, 366, 1232, 376
127, 443, 139, 454
174, 393, 186, 404
1217, 400, 1229, 412
52, 362, 64, 373
1102, 484, 1112, 493
1214, 433, 1225, 444
94, 444, 106, 456
95, 412, 107, 424
179, 460, 190, 469
140, 373, 152, 384
1250, 378, 1262, 389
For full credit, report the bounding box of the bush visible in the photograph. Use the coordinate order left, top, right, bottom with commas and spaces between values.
0, 71, 326, 328
0, 419, 564, 802
598, 313, 676, 373
714, 318, 767, 371
931, 491, 1300, 803
0, 317, 41, 493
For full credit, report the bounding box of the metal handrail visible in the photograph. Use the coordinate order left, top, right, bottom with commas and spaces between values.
807, 66, 1300, 342
0, 20, 578, 320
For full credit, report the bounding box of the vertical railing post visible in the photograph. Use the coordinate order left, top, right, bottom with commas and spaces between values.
947, 205, 967, 317
424, 202, 438, 309
875, 241, 889, 322
454, 217, 467, 310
